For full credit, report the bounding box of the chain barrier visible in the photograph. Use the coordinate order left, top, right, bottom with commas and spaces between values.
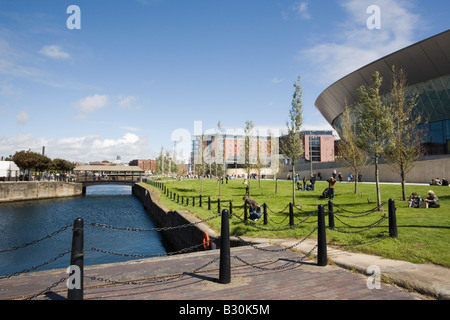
87, 213, 221, 232
232, 244, 318, 272
88, 235, 220, 259
1, 179, 397, 299
0, 224, 73, 253
333, 202, 386, 215
87, 256, 220, 287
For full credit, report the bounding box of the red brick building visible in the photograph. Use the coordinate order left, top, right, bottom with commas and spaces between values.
129, 159, 156, 173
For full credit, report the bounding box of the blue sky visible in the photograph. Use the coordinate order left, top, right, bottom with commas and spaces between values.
0, 0, 449, 163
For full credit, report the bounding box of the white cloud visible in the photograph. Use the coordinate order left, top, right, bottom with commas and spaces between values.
117, 95, 137, 109
0, 133, 151, 163
293, 2, 311, 20
39, 45, 70, 60
75, 94, 109, 114
16, 111, 29, 125
271, 77, 284, 84
300, 0, 421, 85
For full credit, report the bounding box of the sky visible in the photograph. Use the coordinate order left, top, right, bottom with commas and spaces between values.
0, 0, 449, 164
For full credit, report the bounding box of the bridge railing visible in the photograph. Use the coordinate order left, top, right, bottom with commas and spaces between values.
75, 175, 139, 182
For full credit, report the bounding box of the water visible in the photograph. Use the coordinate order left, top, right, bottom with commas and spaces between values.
0, 185, 167, 277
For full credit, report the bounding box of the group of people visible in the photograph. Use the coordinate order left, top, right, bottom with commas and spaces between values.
296, 175, 316, 191
408, 190, 440, 208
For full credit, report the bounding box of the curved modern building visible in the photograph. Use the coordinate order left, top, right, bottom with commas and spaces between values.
315, 29, 450, 155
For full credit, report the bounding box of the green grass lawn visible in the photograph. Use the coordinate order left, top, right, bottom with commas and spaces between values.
142, 177, 450, 267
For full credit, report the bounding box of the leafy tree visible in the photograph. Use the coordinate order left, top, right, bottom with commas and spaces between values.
384, 67, 425, 200
280, 75, 304, 205
336, 104, 369, 194
355, 71, 393, 209
12, 150, 51, 179
244, 120, 255, 197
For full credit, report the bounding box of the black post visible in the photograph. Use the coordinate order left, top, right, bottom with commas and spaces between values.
317, 205, 327, 266
388, 199, 398, 238
229, 201, 233, 217
328, 200, 335, 230
199, 195, 202, 207
68, 218, 84, 300
289, 202, 294, 226
244, 202, 248, 221
219, 209, 231, 284
218, 198, 221, 214
208, 196, 211, 210
192, 196, 195, 207
263, 203, 268, 225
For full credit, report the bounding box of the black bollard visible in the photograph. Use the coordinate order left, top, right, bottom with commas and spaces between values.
289, 202, 294, 226
317, 205, 327, 266
219, 209, 231, 284
388, 199, 398, 238
263, 203, 268, 225
229, 201, 233, 218
208, 196, 211, 210
218, 198, 221, 214
328, 200, 335, 230
192, 196, 195, 207
68, 218, 84, 300
199, 195, 202, 207
244, 202, 248, 221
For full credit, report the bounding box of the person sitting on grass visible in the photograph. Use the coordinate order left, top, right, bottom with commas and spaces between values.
425, 190, 440, 208
408, 192, 422, 208
243, 196, 262, 221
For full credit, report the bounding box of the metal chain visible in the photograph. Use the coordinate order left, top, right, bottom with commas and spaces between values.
332, 202, 386, 214
329, 216, 388, 234
25, 276, 68, 300
87, 213, 220, 232
0, 249, 71, 280
88, 257, 219, 287
328, 233, 390, 247
0, 224, 73, 253
233, 227, 317, 252
87, 236, 220, 258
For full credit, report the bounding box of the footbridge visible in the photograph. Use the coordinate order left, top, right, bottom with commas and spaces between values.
73, 165, 145, 193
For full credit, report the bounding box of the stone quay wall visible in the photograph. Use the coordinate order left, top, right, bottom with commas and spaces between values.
0, 181, 83, 203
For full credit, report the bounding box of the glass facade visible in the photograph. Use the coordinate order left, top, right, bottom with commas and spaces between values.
332, 74, 450, 155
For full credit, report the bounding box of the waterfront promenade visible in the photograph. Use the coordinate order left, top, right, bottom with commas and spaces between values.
2, 236, 447, 301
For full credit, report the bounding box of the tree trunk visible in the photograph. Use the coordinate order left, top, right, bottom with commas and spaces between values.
275, 178, 278, 194
401, 171, 406, 201
292, 164, 296, 205
375, 155, 381, 210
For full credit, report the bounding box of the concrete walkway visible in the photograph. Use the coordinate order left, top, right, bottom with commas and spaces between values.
0, 236, 448, 301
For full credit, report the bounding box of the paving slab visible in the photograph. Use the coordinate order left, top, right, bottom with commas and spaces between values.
0, 244, 426, 301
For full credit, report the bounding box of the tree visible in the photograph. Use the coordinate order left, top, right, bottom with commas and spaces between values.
384, 67, 425, 200
336, 104, 369, 194
12, 150, 51, 180
244, 120, 255, 197
280, 75, 304, 205
51, 158, 75, 173
355, 71, 393, 209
